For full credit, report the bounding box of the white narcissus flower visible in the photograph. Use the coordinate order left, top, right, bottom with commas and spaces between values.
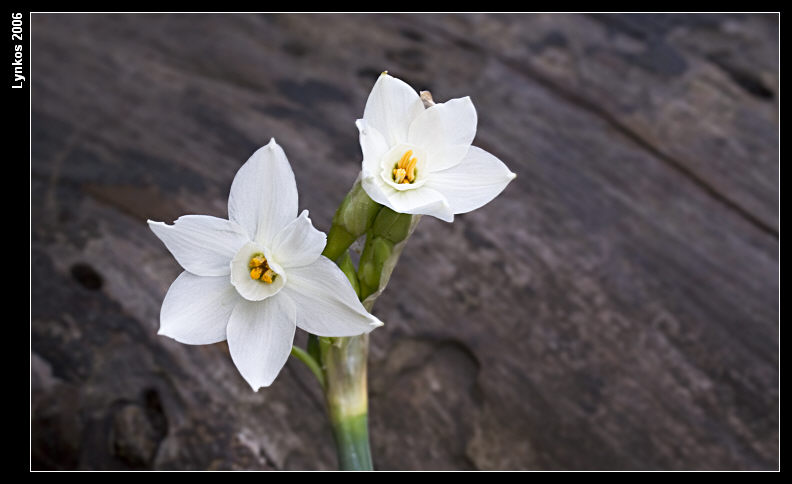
148, 139, 382, 391
357, 73, 516, 222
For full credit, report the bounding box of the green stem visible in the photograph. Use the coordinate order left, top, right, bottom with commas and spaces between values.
290, 346, 325, 389
321, 335, 372, 470
329, 411, 372, 471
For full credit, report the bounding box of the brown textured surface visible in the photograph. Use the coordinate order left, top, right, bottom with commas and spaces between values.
30, 13, 778, 470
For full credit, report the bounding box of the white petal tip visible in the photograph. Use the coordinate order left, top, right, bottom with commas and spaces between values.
157, 328, 180, 342
259, 138, 282, 154
508, 172, 517, 180
252, 378, 275, 391
242, 377, 270, 392
370, 318, 385, 328
439, 205, 455, 223
156, 328, 179, 342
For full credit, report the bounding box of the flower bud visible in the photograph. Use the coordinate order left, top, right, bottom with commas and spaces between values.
357, 208, 421, 304
370, 207, 412, 244
337, 251, 361, 299
323, 178, 382, 261
358, 237, 393, 294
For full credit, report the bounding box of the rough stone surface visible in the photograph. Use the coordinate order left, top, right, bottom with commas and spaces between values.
31, 13, 778, 470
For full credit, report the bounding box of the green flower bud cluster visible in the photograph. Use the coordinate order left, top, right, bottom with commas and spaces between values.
322, 178, 382, 262
322, 177, 418, 308
357, 207, 415, 303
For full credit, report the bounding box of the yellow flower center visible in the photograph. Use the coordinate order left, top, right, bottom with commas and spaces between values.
248, 254, 276, 284
392, 150, 418, 184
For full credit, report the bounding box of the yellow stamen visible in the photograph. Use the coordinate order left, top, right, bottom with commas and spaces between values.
397, 150, 413, 169
249, 266, 264, 280
248, 253, 275, 284
261, 269, 275, 284
406, 157, 417, 182
393, 168, 407, 184
393, 150, 420, 184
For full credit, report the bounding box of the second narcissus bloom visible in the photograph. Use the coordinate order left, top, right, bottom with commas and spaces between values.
148, 139, 382, 391
357, 72, 516, 222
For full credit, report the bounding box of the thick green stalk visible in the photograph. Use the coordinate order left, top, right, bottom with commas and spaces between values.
328, 412, 370, 471
321, 253, 371, 469
321, 335, 372, 471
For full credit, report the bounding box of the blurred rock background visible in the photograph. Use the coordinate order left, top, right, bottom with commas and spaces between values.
30, 13, 778, 470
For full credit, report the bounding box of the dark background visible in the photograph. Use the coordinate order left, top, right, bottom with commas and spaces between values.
30, 13, 778, 470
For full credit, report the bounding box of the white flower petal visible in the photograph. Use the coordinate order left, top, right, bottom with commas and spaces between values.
270, 210, 326, 269
363, 73, 425, 146
356, 119, 390, 176
282, 256, 383, 337
427, 145, 474, 173
389, 187, 454, 222
148, 216, 249, 276
159, 272, 239, 344
408, 97, 477, 171
228, 139, 298, 247
362, 172, 454, 222
426, 146, 516, 215
227, 294, 297, 391
361, 172, 396, 208
230, 241, 286, 301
